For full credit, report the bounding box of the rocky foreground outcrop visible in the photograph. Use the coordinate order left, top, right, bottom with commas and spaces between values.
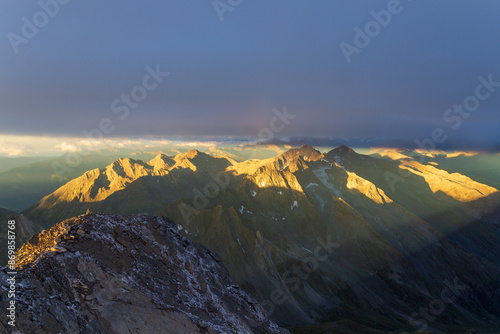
0, 213, 288, 334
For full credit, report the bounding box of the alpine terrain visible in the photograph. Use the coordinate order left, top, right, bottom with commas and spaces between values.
22, 145, 500, 332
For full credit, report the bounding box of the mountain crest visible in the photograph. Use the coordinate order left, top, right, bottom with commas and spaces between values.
331, 145, 355, 155
325, 145, 359, 164
283, 145, 322, 161
149, 153, 174, 171
10, 213, 287, 333
178, 149, 202, 160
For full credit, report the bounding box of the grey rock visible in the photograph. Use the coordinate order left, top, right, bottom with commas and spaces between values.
1, 213, 288, 334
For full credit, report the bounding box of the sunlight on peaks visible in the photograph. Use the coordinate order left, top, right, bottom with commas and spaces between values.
445, 151, 479, 158
346, 172, 393, 204
399, 160, 498, 202
368, 148, 409, 160
414, 149, 446, 158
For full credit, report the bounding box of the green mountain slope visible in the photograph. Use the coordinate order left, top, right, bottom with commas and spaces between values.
0, 154, 124, 212
24, 146, 500, 332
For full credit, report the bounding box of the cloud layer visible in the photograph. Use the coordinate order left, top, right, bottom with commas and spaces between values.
1, 1, 499, 150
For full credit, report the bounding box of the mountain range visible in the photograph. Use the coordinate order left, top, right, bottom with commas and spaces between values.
19, 145, 500, 332
0, 154, 123, 213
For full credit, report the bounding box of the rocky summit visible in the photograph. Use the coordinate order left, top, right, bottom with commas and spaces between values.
0, 213, 287, 334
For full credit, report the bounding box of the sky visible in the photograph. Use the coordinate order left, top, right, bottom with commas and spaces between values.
1, 0, 500, 156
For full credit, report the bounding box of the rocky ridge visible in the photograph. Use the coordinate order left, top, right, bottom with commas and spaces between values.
1, 213, 287, 334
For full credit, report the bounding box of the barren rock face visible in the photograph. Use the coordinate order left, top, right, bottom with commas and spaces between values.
1, 213, 287, 334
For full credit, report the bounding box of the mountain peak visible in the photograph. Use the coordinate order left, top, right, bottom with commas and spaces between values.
152, 152, 169, 159
149, 153, 174, 170
328, 145, 356, 157
336, 145, 355, 153
283, 145, 322, 161
298, 144, 317, 153
177, 149, 202, 160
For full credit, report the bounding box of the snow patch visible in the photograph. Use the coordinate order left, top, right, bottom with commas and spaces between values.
301, 247, 313, 254
239, 206, 253, 215
313, 166, 341, 197
333, 155, 347, 171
